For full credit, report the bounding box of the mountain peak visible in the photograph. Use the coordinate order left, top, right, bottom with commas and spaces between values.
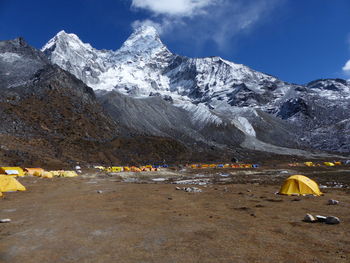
133, 25, 159, 38
118, 25, 168, 55
41, 30, 90, 52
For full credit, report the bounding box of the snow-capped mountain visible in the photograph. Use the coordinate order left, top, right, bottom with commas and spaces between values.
42, 26, 350, 154
42, 26, 287, 106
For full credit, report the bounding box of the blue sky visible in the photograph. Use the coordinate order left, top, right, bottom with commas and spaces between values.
1, 0, 350, 84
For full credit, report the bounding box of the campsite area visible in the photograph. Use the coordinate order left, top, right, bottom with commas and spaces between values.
0, 165, 350, 263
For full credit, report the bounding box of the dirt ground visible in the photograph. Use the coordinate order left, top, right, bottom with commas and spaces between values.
0, 167, 349, 263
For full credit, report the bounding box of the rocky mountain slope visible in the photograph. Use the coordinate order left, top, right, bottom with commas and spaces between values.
42, 26, 350, 154
0, 37, 199, 166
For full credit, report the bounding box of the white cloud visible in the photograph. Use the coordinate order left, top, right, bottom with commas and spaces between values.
130, 0, 284, 52
131, 0, 215, 17
343, 60, 350, 73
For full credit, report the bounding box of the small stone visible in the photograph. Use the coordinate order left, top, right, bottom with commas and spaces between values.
168, 197, 173, 200
303, 213, 316, 223
0, 219, 11, 223
97, 190, 103, 194
328, 199, 339, 205
175, 187, 181, 190
325, 216, 340, 225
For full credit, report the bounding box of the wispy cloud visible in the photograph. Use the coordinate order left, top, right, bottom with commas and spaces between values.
343, 60, 350, 74
131, 0, 216, 17
342, 35, 350, 76
130, 0, 284, 52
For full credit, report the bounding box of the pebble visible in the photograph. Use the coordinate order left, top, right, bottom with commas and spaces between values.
325, 216, 340, 225
0, 219, 11, 223
328, 199, 339, 205
303, 213, 316, 223
97, 190, 103, 194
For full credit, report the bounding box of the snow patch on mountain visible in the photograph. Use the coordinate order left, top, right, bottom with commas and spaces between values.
234, 117, 256, 137
0, 52, 22, 63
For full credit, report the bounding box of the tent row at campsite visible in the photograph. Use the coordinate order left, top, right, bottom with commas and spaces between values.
0, 167, 79, 178
0, 167, 79, 197
189, 163, 260, 169
94, 165, 168, 173
289, 161, 347, 167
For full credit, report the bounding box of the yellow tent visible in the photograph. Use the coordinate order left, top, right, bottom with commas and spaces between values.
324, 162, 335, 167
50, 171, 62, 177
0, 167, 25, 177
25, 168, 44, 176
0, 175, 26, 192
41, 171, 53, 178
59, 171, 78, 177
105, 167, 123, 173
304, 162, 314, 167
279, 175, 322, 196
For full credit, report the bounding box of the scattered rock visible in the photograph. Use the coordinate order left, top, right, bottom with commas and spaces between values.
168, 197, 173, 200
97, 190, 103, 194
325, 216, 340, 225
174, 179, 209, 185
303, 214, 317, 223
328, 199, 339, 205
176, 187, 202, 193
0, 218, 11, 223
291, 198, 301, 202
246, 189, 252, 192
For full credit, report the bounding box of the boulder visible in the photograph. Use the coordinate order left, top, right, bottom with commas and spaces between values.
327, 199, 339, 205
325, 216, 340, 225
